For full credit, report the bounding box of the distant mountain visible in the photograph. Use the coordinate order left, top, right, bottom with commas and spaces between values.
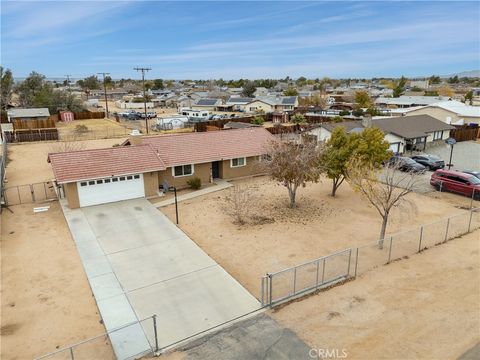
441, 70, 480, 78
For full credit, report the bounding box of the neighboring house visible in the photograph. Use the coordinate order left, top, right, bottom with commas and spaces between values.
403, 100, 480, 125
114, 100, 154, 109
191, 98, 223, 111
226, 97, 254, 112
244, 99, 275, 113
307, 115, 454, 154
254, 96, 299, 112
254, 87, 269, 97
49, 128, 275, 209
375, 96, 451, 108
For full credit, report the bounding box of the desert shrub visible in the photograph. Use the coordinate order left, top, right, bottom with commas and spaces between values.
224, 185, 255, 225
333, 116, 343, 123
74, 124, 89, 134
339, 110, 350, 116
186, 177, 201, 190
291, 113, 306, 124
251, 116, 264, 125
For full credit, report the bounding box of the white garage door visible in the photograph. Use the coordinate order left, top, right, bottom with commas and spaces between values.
77, 174, 145, 207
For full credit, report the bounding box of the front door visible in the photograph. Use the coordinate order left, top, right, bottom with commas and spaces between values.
212, 161, 220, 179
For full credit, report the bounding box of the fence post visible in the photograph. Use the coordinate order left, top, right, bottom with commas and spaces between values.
268, 273, 273, 306
321, 258, 326, 284
439, 181, 443, 192
292, 267, 297, 295
444, 218, 450, 242
44, 182, 48, 199
30, 184, 35, 202
418, 226, 423, 253
470, 189, 476, 210
387, 236, 393, 263
354, 248, 359, 277
70, 347, 74, 360
468, 210, 473, 233
315, 259, 320, 287
347, 248, 352, 276
261, 276, 264, 306
152, 315, 159, 353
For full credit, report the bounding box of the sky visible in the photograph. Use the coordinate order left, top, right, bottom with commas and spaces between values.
1, 0, 479, 80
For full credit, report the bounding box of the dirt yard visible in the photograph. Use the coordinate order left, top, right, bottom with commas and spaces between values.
5, 138, 126, 187
160, 176, 468, 296
0, 202, 112, 359
271, 229, 480, 360
56, 118, 130, 140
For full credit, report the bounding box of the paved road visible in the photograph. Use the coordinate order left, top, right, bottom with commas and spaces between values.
61, 198, 259, 359
174, 314, 311, 360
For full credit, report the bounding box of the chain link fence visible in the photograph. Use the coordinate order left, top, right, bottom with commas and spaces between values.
35, 316, 157, 360
261, 207, 480, 306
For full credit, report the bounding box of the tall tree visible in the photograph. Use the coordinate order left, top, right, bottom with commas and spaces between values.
81, 75, 100, 90
347, 158, 422, 247
355, 90, 373, 108
428, 75, 441, 84
0, 66, 14, 111
464, 90, 473, 105
153, 78, 164, 90
241, 81, 256, 97
283, 86, 299, 96
392, 76, 407, 97
262, 140, 322, 208
16, 71, 46, 106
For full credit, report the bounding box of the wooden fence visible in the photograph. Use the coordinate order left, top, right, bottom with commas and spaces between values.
450, 125, 480, 142
12, 117, 56, 129
4, 128, 59, 142
72, 111, 105, 120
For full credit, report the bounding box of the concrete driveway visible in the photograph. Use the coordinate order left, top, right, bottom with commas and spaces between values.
61, 198, 259, 359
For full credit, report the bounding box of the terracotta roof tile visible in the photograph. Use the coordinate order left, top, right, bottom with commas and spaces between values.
48, 144, 166, 184
140, 128, 275, 167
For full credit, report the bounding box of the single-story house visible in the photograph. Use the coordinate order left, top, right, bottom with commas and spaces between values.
307, 115, 454, 154
191, 98, 223, 111
375, 95, 451, 109
403, 100, 480, 125
255, 96, 298, 112
49, 128, 274, 208
226, 97, 254, 111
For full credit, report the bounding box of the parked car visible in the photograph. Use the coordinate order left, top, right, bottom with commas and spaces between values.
126, 112, 142, 120
139, 111, 157, 119
430, 169, 480, 200
462, 170, 480, 179
386, 156, 426, 173
410, 154, 445, 170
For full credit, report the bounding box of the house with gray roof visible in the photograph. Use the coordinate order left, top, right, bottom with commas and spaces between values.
191, 98, 223, 111
307, 115, 454, 154
7, 108, 50, 121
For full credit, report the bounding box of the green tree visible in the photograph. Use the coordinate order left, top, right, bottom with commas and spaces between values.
448, 75, 459, 84
355, 90, 373, 108
241, 81, 256, 97
104, 75, 113, 89
290, 113, 306, 124
429, 75, 441, 84
16, 71, 46, 106
80, 75, 100, 90
283, 86, 299, 96
153, 78, 164, 89
322, 127, 391, 197
465, 90, 473, 105
392, 76, 407, 97
0, 66, 14, 111
251, 116, 264, 125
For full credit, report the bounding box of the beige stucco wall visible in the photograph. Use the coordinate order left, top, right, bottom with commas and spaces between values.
246, 101, 274, 113
158, 163, 212, 189
384, 133, 406, 153
406, 107, 480, 125
221, 156, 263, 179
64, 182, 80, 209
143, 171, 159, 197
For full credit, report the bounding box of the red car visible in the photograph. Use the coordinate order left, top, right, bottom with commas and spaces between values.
430, 169, 480, 200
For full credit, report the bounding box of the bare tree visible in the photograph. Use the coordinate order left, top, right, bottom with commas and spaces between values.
223, 185, 256, 225
48, 141, 86, 153
347, 158, 422, 248
262, 140, 322, 208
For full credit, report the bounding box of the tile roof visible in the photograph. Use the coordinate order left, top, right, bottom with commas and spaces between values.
139, 128, 274, 167
48, 144, 166, 184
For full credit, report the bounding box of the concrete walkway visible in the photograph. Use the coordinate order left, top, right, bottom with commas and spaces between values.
61, 198, 259, 359
154, 179, 232, 208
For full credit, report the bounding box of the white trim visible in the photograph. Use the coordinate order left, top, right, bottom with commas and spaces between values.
230, 157, 247, 168
172, 164, 195, 177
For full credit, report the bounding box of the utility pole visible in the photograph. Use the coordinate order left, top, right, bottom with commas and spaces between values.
98, 72, 110, 118
65, 74, 71, 92
134, 67, 151, 134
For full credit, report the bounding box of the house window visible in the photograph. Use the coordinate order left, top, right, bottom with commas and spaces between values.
80, 182, 87, 187
112, 178, 118, 182
104, 179, 111, 183
134, 175, 140, 179
119, 177, 126, 181
173, 164, 194, 177
433, 131, 443, 140
231, 157, 246, 167
88, 181, 95, 185
96, 180, 103, 184
126, 176, 133, 180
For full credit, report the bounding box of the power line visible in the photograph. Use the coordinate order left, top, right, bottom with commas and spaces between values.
97, 72, 110, 118
134, 67, 151, 134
